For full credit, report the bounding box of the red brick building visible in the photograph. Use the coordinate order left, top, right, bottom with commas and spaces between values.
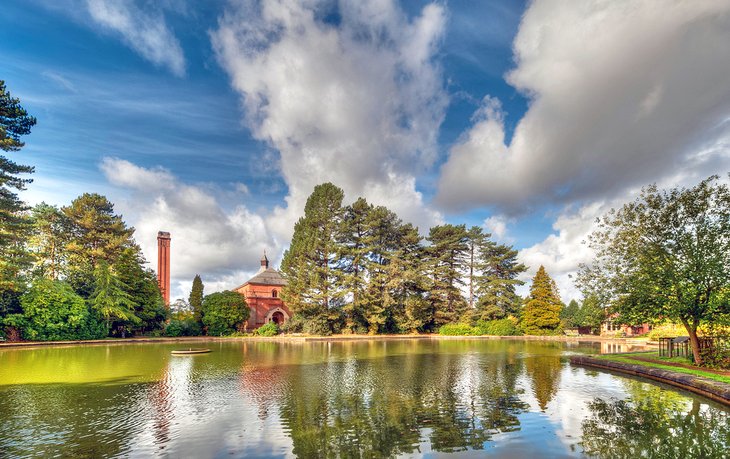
234, 254, 290, 330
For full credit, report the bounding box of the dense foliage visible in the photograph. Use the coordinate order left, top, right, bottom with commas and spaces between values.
255, 322, 279, 336
201, 291, 249, 336
521, 266, 563, 335
281, 183, 532, 335
579, 175, 730, 364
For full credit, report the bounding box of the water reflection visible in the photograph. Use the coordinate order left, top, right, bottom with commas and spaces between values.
1, 340, 729, 458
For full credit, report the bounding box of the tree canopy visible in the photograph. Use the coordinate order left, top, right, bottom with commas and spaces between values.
521, 266, 562, 335
578, 175, 730, 364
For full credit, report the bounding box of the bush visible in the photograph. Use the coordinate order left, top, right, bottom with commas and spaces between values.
10, 279, 106, 341
255, 322, 279, 337
202, 291, 249, 336
647, 323, 688, 340
438, 323, 480, 336
280, 314, 305, 334
476, 318, 521, 336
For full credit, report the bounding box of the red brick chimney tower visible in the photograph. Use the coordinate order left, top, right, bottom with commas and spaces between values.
157, 231, 171, 307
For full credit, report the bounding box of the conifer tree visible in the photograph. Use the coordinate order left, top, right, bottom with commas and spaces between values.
29, 203, 70, 280
474, 240, 526, 320
521, 266, 562, 335
426, 224, 469, 326
90, 261, 140, 333
560, 299, 580, 329
0, 80, 37, 310
466, 226, 488, 310
189, 274, 204, 325
336, 197, 372, 332
281, 183, 345, 335
386, 223, 430, 333
63, 193, 136, 297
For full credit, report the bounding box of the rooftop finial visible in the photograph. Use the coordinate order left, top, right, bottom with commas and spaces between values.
261, 250, 269, 269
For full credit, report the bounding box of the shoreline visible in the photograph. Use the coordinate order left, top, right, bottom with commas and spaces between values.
570, 355, 730, 407
0, 333, 653, 349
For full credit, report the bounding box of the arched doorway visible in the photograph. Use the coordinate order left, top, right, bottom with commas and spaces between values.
271, 311, 285, 325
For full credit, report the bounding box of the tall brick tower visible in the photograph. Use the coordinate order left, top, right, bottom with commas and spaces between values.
157, 231, 171, 306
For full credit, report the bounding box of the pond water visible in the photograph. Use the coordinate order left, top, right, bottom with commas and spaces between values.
1, 339, 728, 458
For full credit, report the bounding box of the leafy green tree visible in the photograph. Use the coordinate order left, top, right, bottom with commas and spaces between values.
521, 266, 562, 335
6, 279, 105, 341
575, 296, 605, 334
0, 80, 37, 309
63, 193, 136, 297
89, 261, 139, 333
578, 176, 730, 365
201, 291, 249, 336
474, 240, 527, 320
426, 224, 469, 327
281, 183, 345, 335
560, 299, 580, 329
189, 274, 204, 325
114, 248, 167, 335
29, 203, 70, 280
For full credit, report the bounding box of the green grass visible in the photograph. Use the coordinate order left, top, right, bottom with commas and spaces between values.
595, 353, 730, 384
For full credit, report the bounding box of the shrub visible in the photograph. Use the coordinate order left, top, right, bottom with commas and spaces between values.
280, 314, 305, 334
255, 322, 279, 337
476, 318, 521, 336
438, 323, 479, 336
202, 291, 249, 336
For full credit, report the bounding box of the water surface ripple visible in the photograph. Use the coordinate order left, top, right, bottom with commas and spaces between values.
0, 339, 728, 458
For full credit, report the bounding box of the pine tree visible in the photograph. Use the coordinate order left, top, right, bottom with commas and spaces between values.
466, 226, 488, 310
281, 183, 345, 335
474, 240, 527, 321
386, 223, 430, 333
521, 266, 562, 335
0, 80, 37, 308
63, 193, 136, 297
29, 203, 70, 280
336, 197, 372, 332
426, 224, 469, 327
90, 261, 140, 334
189, 274, 204, 325
560, 299, 580, 328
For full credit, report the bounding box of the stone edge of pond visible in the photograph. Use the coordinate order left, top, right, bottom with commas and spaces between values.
0, 334, 651, 348
570, 355, 730, 407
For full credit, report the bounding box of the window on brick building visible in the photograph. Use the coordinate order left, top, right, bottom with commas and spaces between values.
272, 289, 277, 298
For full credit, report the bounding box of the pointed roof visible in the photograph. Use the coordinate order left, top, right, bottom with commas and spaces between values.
233, 253, 287, 290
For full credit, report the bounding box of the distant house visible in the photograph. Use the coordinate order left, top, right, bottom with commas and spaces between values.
601, 315, 652, 337
233, 254, 291, 330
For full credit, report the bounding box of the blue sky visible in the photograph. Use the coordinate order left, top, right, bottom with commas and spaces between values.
4, 0, 730, 301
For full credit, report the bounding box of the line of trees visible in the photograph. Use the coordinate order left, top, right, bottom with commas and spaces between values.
280, 183, 565, 335
0, 80, 167, 340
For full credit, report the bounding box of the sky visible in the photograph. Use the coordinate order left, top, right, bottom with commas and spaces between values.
3, 0, 730, 303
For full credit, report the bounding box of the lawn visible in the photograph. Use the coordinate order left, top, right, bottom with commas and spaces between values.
595, 352, 730, 385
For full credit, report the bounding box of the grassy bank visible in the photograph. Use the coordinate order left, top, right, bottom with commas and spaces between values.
594, 352, 730, 385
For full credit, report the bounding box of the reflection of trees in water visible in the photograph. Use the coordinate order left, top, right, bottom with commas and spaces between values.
0, 383, 143, 458
523, 350, 563, 411
276, 345, 528, 457
581, 390, 730, 458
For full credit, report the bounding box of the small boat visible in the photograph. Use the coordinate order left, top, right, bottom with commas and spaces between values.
171, 348, 211, 355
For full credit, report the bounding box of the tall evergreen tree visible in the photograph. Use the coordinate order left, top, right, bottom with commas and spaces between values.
89, 261, 140, 333
474, 240, 527, 320
29, 203, 70, 280
386, 223, 430, 333
426, 224, 469, 327
521, 266, 562, 335
115, 248, 167, 335
0, 80, 37, 310
336, 197, 372, 332
560, 299, 581, 329
466, 226, 488, 310
63, 193, 136, 296
189, 274, 204, 325
281, 183, 345, 335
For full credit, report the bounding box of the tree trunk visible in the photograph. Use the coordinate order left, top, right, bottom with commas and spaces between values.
681, 318, 703, 366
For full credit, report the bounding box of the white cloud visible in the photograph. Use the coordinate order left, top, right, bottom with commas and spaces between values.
85, 0, 186, 76
100, 158, 277, 299
211, 0, 447, 239
483, 213, 512, 242
437, 0, 730, 212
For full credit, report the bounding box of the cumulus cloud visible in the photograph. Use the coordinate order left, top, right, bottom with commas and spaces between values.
438, 0, 730, 212
211, 0, 447, 237
85, 0, 186, 76
101, 157, 277, 299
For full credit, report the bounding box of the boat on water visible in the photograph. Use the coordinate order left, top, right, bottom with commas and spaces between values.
171, 348, 211, 355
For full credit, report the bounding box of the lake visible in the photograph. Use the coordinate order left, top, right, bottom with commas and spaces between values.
1, 339, 728, 458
